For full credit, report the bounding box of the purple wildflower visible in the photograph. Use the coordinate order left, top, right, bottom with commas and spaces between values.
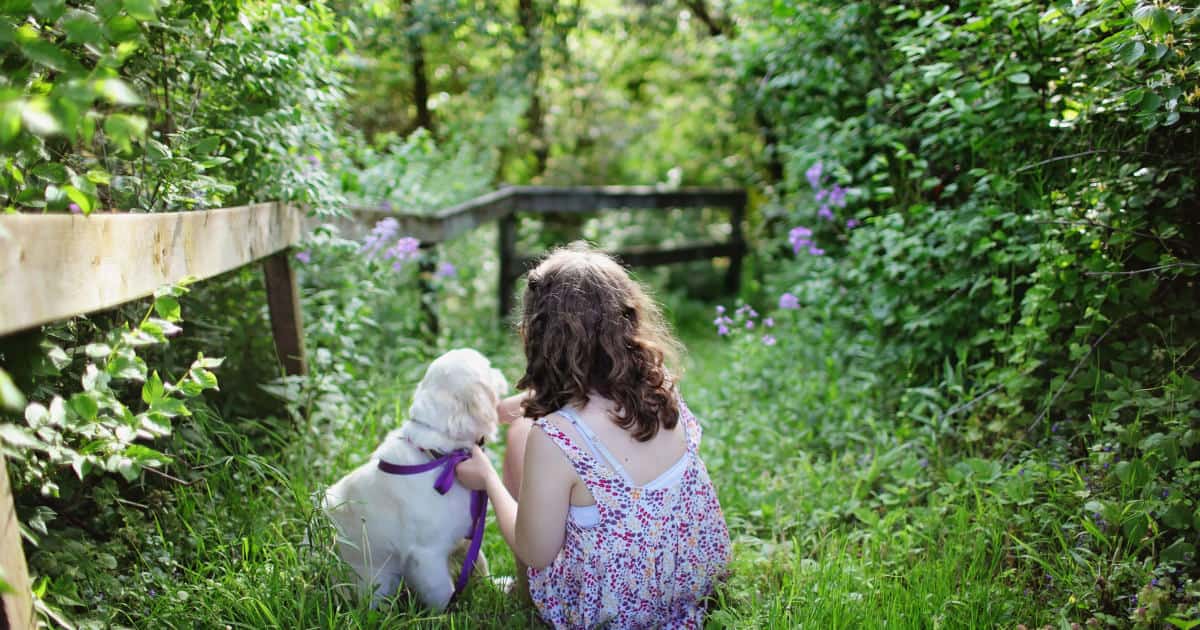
295, 250, 312, 264
69, 203, 82, 214
918, 458, 929, 468
380, 200, 393, 211
828, 184, 847, 208
717, 324, 730, 336
745, 320, 755, 330
764, 317, 774, 328
789, 226, 814, 253
385, 236, 421, 270
808, 246, 826, 256
761, 335, 776, 346
805, 162, 823, 190
716, 305, 726, 314
779, 293, 800, 310
435, 261, 457, 278
361, 218, 401, 257
846, 218, 860, 229
817, 205, 834, 221
815, 189, 829, 202
306, 155, 320, 166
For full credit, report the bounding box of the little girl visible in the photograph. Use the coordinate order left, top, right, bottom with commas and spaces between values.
455, 243, 732, 628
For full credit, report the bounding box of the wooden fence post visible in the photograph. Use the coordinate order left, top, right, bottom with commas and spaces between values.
726, 196, 746, 295
0, 454, 33, 630
498, 213, 518, 322
417, 248, 439, 340
262, 250, 308, 376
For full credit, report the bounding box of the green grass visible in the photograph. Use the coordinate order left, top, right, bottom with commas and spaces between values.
34, 303, 1113, 629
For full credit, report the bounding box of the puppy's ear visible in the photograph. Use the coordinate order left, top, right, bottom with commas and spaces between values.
444, 381, 500, 443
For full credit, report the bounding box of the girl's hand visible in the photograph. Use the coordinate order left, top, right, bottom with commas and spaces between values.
497, 392, 530, 425
455, 444, 497, 491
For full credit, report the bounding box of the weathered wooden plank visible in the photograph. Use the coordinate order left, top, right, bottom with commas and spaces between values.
0, 203, 304, 337
0, 454, 33, 630
345, 188, 516, 244
512, 241, 746, 277
339, 207, 448, 243
342, 187, 745, 244
262, 251, 307, 376
509, 187, 746, 213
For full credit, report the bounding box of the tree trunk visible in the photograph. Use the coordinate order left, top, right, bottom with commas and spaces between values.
519, 0, 548, 178
404, 0, 434, 133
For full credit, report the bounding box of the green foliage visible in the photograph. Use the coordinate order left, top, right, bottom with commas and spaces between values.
0, 283, 220, 495
1, 0, 349, 214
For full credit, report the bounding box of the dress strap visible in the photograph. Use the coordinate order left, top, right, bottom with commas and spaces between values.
556, 407, 634, 486
531, 414, 610, 489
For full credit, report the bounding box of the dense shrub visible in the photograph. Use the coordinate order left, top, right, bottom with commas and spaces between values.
735, 0, 1200, 623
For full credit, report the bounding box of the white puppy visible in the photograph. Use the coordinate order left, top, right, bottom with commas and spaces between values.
323, 348, 507, 610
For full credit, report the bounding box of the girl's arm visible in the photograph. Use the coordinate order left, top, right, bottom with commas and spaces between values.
457, 428, 572, 569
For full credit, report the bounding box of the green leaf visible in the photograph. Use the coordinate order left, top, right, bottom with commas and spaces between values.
31, 162, 68, 184
191, 135, 220, 156
153, 295, 181, 321
122, 0, 156, 21
1007, 72, 1030, 85
141, 371, 164, 405
0, 368, 25, 412
45, 344, 71, 370
62, 10, 105, 44
63, 185, 93, 214
85, 169, 111, 185
67, 393, 98, 421
96, 78, 142, 106
1160, 539, 1195, 564
1133, 5, 1173, 36
0, 101, 21, 144
115, 457, 139, 482
124, 444, 170, 466
21, 98, 60, 136
32, 0, 65, 20
19, 38, 73, 72
1141, 92, 1162, 113
85, 343, 111, 359
0, 423, 42, 449
1119, 40, 1145, 64
150, 398, 189, 418
187, 367, 218, 392
102, 113, 146, 152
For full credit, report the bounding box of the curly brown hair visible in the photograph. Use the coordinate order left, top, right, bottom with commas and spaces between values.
516, 243, 683, 441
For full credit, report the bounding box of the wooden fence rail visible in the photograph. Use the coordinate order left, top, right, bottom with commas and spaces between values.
0, 184, 746, 627
0, 202, 310, 628
349, 186, 747, 318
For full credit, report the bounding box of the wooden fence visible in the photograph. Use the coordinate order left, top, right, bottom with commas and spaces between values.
347, 186, 747, 317
0, 185, 745, 628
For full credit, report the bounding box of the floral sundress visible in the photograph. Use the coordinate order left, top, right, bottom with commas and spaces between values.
528, 397, 732, 629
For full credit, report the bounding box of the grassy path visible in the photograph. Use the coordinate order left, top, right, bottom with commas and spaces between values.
110, 307, 1038, 628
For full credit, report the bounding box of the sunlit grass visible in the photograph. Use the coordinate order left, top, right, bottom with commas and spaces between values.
104, 312, 1068, 628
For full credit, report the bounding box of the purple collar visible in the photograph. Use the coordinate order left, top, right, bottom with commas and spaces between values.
377, 449, 488, 600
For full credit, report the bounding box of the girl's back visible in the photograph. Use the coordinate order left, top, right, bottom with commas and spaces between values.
528, 395, 730, 629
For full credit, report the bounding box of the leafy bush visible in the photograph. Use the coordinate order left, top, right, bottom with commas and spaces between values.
734, 0, 1200, 623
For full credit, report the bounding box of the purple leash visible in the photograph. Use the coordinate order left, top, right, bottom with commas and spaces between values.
378, 449, 488, 600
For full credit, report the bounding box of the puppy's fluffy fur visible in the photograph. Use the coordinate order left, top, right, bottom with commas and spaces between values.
323, 348, 507, 610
